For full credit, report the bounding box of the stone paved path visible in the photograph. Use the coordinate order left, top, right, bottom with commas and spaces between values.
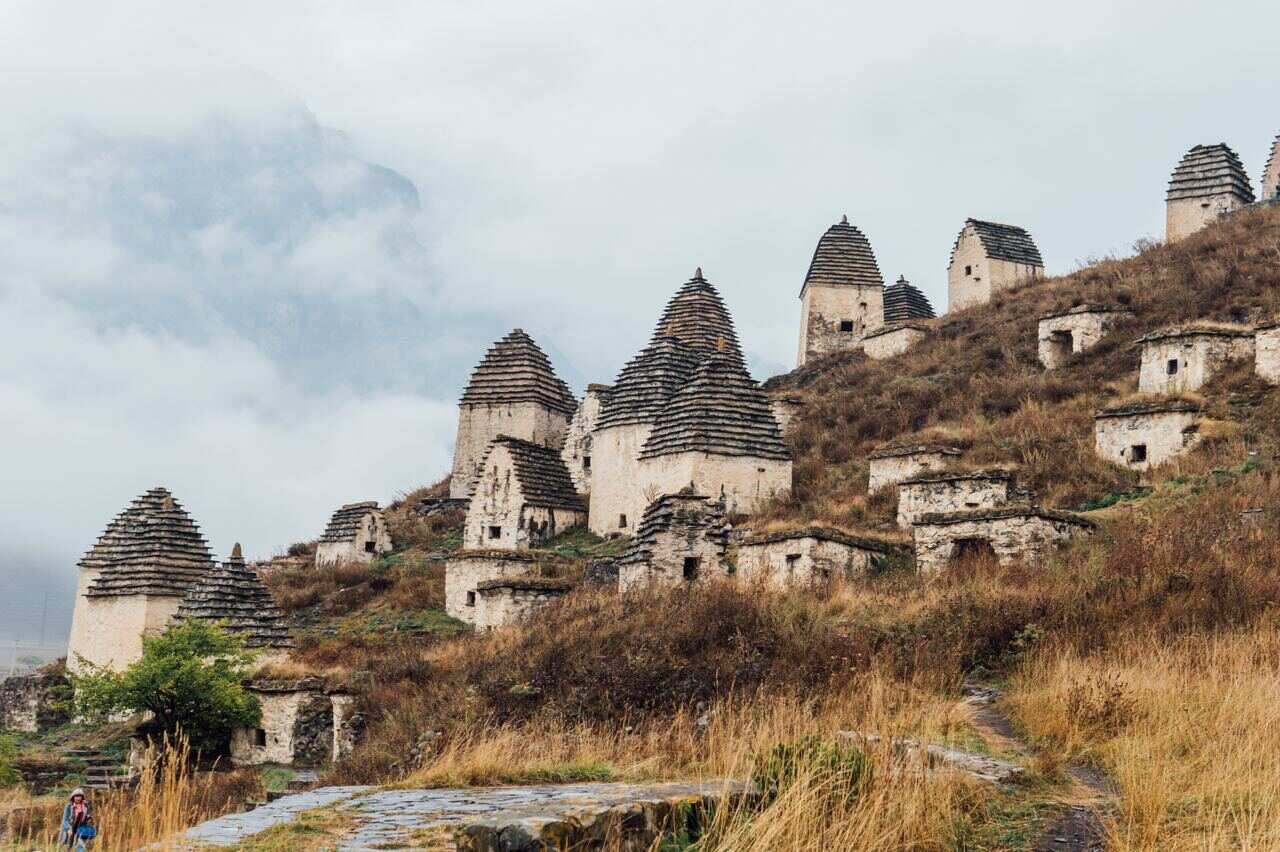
185, 779, 749, 850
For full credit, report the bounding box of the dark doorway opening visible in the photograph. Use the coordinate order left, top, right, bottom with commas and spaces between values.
683, 557, 701, 581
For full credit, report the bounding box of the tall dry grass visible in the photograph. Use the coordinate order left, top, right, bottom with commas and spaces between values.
1008, 625, 1280, 851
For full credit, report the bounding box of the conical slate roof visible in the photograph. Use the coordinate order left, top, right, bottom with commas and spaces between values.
950, 219, 1044, 268
80, 487, 215, 598
459, 329, 577, 416
596, 336, 701, 430
639, 358, 791, 460
175, 544, 293, 649
320, 502, 383, 543
617, 491, 729, 567
883, 276, 935, 322
1262, 135, 1280, 202
483, 436, 585, 510
1167, 144, 1254, 204
801, 215, 884, 294
650, 269, 744, 365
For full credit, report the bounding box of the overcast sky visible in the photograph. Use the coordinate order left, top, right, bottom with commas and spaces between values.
3, 0, 1278, 642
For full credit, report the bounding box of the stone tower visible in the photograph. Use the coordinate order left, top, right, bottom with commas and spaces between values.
1165, 144, 1254, 242
175, 544, 293, 659
883, 276, 935, 322
590, 269, 747, 536
68, 487, 215, 673
450, 329, 577, 499
1262, 135, 1280, 203
947, 219, 1043, 312
797, 216, 884, 366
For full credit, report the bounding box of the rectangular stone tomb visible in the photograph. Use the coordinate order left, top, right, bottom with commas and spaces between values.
230, 679, 358, 768
896, 470, 1015, 528
867, 444, 963, 493
1037, 304, 1130, 369
912, 506, 1094, 574
1255, 322, 1280, 385
862, 322, 930, 360
1094, 400, 1201, 470
445, 551, 539, 625
735, 527, 900, 587
473, 577, 573, 630
1136, 327, 1253, 394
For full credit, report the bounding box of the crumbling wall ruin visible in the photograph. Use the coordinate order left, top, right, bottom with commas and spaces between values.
444, 551, 538, 624
1255, 323, 1280, 384
735, 529, 895, 587
1094, 402, 1201, 469
800, 284, 884, 364
230, 680, 358, 767
561, 385, 610, 494
1037, 305, 1129, 369
913, 508, 1093, 574
896, 471, 1015, 528
1137, 329, 1254, 394
0, 668, 71, 734
867, 445, 962, 493
473, 578, 572, 630
862, 323, 929, 360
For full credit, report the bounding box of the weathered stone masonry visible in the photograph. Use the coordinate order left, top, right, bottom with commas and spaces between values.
735, 527, 899, 588
561, 384, 610, 494
1165, 143, 1254, 243
797, 216, 884, 366
1037, 304, 1130, 369
175, 543, 293, 661
867, 444, 962, 493
464, 436, 586, 550
862, 322, 930, 360
896, 470, 1016, 529
445, 550, 538, 624
913, 506, 1094, 574
315, 502, 392, 568
1136, 326, 1254, 394
1255, 321, 1280, 384
473, 577, 573, 630
230, 678, 358, 768
0, 668, 71, 734
947, 219, 1043, 313
1094, 400, 1201, 470
616, 492, 729, 592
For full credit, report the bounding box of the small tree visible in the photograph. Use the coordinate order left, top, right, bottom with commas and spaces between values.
72, 621, 261, 756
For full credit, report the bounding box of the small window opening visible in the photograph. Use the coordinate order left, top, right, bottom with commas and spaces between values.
1130, 444, 1148, 463
1167, 359, 1179, 376
252, 728, 267, 747
364, 540, 376, 553
858, 302, 867, 312
839, 320, 855, 333
488, 525, 501, 539
619, 514, 627, 528
466, 590, 476, 607
785, 553, 801, 572
1049, 329, 1073, 363
682, 557, 701, 581
964, 265, 973, 276
583, 455, 591, 470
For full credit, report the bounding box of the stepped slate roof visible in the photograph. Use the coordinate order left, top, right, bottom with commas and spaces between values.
80, 487, 215, 598
950, 219, 1044, 268
867, 443, 963, 461
459, 329, 577, 416
741, 526, 898, 554
1166, 144, 1255, 204
801, 216, 884, 293
175, 544, 293, 649
1095, 399, 1201, 419
883, 276, 935, 321
1135, 324, 1253, 345
617, 491, 729, 567
482, 436, 586, 510
1262, 135, 1280, 201
476, 576, 574, 593
320, 502, 383, 543
916, 504, 1096, 529
597, 270, 741, 429
638, 358, 791, 461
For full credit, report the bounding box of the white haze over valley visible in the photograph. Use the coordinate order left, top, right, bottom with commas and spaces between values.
2, 0, 1279, 642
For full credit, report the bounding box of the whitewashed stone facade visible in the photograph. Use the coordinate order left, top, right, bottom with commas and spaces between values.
735, 528, 899, 588
561, 385, 610, 494
473, 578, 572, 630
1263, 135, 1280, 203
913, 507, 1094, 574
639, 450, 792, 520
1037, 305, 1130, 369
444, 550, 538, 624
768, 395, 805, 436
315, 503, 392, 568
947, 220, 1044, 313
867, 445, 963, 493
1165, 144, 1255, 242
1255, 322, 1280, 384
1094, 401, 1202, 470
896, 470, 1015, 529
230, 679, 358, 767
862, 323, 929, 360
463, 437, 586, 550
617, 493, 730, 593
1137, 327, 1254, 394
797, 216, 884, 366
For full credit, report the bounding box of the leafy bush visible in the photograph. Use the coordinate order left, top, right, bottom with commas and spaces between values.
751, 736, 869, 805
0, 734, 20, 786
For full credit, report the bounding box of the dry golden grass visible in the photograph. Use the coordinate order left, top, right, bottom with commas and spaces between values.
1008, 625, 1280, 851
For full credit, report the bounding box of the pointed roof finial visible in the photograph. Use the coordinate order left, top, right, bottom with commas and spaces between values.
840, 214, 848, 225
694, 266, 703, 280
897, 275, 908, 284
231, 542, 243, 559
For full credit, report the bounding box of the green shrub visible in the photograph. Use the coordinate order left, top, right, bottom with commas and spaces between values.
751, 736, 869, 805
0, 734, 20, 786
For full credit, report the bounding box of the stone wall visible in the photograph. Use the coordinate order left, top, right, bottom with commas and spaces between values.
948, 230, 1041, 313
1094, 405, 1201, 470
1256, 325, 1280, 384
561, 386, 608, 494
1037, 308, 1128, 369
67, 583, 183, 674
913, 510, 1092, 574
473, 582, 570, 630
768, 396, 805, 436
1166, 194, 1249, 243
450, 403, 570, 499
639, 451, 792, 519
315, 512, 392, 568
463, 443, 587, 550
588, 423, 652, 536
862, 325, 928, 360
867, 448, 960, 493
1138, 333, 1254, 394
896, 473, 1013, 528
230, 681, 357, 767
0, 669, 71, 733
618, 534, 729, 593
797, 283, 884, 366
444, 552, 538, 624
735, 536, 883, 588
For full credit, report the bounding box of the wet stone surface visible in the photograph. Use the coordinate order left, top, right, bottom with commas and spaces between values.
185, 779, 750, 851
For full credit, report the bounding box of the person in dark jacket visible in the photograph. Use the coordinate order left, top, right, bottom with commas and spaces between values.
59, 787, 93, 849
